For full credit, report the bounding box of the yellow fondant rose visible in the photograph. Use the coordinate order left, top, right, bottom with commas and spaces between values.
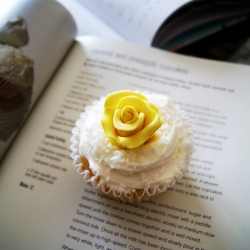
101, 90, 163, 149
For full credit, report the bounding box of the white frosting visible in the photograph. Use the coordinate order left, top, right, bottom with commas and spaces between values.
71, 91, 193, 198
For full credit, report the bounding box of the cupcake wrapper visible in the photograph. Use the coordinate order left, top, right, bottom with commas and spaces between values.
70, 124, 190, 203
0, 78, 21, 100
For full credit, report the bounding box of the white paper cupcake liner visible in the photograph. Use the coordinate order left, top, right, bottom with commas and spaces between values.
0, 78, 21, 99
70, 139, 187, 203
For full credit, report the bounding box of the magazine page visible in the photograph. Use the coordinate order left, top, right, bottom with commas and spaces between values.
63, 0, 250, 51
0, 37, 250, 249
57, 0, 123, 39
0, 0, 76, 159
76, 0, 190, 45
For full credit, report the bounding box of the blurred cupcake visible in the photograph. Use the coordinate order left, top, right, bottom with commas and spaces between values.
0, 87, 32, 142
0, 16, 29, 47
0, 16, 34, 142
0, 44, 34, 100
70, 90, 193, 203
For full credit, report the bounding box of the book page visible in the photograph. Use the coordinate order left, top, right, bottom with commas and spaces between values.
76, 0, 190, 45
0, 37, 250, 250
57, 0, 123, 39
0, 0, 76, 159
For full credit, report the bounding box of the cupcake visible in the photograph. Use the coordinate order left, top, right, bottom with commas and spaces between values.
0, 44, 34, 100
0, 16, 29, 48
70, 90, 193, 203
0, 17, 34, 141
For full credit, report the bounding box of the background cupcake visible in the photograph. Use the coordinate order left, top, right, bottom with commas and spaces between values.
0, 17, 34, 142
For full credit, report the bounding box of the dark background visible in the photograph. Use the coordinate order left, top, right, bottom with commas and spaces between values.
176, 15, 250, 65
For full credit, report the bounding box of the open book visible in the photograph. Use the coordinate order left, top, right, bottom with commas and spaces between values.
60, 0, 250, 50
1, 0, 250, 159
0, 0, 250, 249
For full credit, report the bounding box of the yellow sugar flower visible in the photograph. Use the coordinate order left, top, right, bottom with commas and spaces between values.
101, 90, 163, 149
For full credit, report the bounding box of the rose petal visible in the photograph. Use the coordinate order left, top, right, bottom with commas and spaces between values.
104, 90, 147, 107
117, 112, 163, 149
114, 109, 145, 137
120, 106, 138, 123
116, 96, 154, 126
101, 103, 117, 140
